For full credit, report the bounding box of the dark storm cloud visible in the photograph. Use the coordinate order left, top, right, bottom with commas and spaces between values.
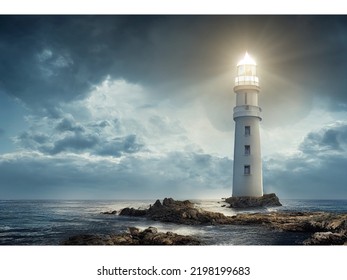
96, 134, 143, 157
264, 155, 347, 199
3, 15, 347, 199
47, 132, 99, 154
2, 15, 347, 111
264, 122, 347, 198
16, 131, 50, 149
299, 124, 347, 154
15, 117, 144, 157
0, 152, 232, 199
55, 117, 85, 132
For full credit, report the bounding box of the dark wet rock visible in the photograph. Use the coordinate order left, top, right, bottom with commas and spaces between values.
101, 210, 118, 215
62, 227, 201, 245
119, 197, 233, 225
230, 211, 347, 245
113, 198, 347, 245
128, 227, 140, 237
118, 207, 147, 216
303, 230, 347, 245
224, 193, 282, 208
229, 212, 347, 231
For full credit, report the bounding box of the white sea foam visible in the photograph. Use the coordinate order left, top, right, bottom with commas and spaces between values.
192, 199, 237, 216
0, 226, 12, 231
135, 223, 206, 236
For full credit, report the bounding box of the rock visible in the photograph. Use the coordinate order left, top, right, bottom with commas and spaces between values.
142, 226, 158, 234
128, 227, 140, 236
114, 198, 347, 245
303, 231, 347, 245
101, 210, 118, 215
118, 207, 147, 216
225, 193, 282, 208
229, 211, 347, 245
62, 227, 201, 245
122, 197, 234, 225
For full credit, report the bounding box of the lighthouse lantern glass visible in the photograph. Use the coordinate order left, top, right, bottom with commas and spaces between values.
237, 65, 256, 76
235, 53, 259, 87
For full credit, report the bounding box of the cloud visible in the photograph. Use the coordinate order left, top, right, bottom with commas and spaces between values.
96, 134, 143, 157
55, 116, 85, 133
14, 79, 148, 157
264, 122, 347, 198
0, 151, 232, 199
299, 123, 347, 154
47, 132, 99, 155
3, 16, 347, 199
0, 77, 234, 199
2, 16, 347, 125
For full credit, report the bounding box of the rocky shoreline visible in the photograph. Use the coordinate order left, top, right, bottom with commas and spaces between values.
63, 226, 201, 245
112, 198, 347, 245
63, 198, 347, 245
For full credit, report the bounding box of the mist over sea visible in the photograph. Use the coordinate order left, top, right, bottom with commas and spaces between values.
1, 199, 346, 245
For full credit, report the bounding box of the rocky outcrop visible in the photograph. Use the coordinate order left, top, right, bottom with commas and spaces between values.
119, 197, 234, 225
229, 211, 346, 231
111, 198, 347, 245
62, 226, 201, 245
229, 211, 347, 245
303, 231, 347, 245
225, 193, 282, 208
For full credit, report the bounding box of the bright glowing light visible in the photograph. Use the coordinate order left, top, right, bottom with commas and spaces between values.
237, 52, 256, 66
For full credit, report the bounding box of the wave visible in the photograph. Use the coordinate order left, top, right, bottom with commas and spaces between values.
0, 226, 13, 231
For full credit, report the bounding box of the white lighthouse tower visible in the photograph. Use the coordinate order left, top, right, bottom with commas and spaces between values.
232, 52, 263, 197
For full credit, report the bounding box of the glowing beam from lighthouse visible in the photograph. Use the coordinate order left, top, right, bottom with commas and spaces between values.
237, 52, 257, 66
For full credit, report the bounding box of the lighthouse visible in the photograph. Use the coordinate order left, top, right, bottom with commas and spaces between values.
232, 52, 263, 197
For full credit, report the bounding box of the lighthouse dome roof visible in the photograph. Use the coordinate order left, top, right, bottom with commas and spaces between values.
237, 52, 256, 66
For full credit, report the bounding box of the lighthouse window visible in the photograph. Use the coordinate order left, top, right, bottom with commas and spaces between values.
245, 126, 250, 136
245, 145, 250, 155
238, 65, 245, 76
245, 65, 252, 75
244, 165, 251, 175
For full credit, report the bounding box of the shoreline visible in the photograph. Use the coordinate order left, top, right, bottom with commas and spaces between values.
1, 199, 346, 245
72, 197, 347, 245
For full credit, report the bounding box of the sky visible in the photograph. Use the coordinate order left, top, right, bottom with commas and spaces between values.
1, 15, 347, 199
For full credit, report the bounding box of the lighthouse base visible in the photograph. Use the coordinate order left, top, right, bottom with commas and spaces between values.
224, 193, 281, 209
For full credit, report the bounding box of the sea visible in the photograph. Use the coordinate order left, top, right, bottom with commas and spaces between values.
0, 199, 346, 246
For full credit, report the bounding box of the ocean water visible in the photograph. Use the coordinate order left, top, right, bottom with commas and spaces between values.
0, 199, 346, 245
